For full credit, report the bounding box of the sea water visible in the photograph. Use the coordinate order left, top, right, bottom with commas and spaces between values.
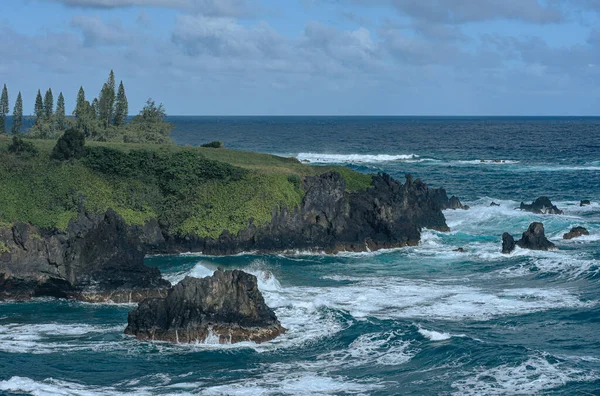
1, 117, 599, 395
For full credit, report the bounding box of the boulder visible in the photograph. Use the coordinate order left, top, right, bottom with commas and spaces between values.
490, 202, 500, 207
125, 270, 285, 344
516, 222, 556, 251
519, 197, 563, 215
580, 200, 591, 207
453, 247, 466, 253
563, 226, 589, 240
501, 232, 516, 254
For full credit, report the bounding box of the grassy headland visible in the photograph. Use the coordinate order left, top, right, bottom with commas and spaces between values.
0, 135, 372, 238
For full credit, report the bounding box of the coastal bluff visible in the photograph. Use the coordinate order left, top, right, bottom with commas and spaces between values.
0, 171, 455, 301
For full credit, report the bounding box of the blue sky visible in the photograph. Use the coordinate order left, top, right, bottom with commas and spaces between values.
1, 0, 600, 115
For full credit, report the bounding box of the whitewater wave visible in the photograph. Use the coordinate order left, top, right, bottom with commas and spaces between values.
451, 354, 600, 395
296, 152, 420, 164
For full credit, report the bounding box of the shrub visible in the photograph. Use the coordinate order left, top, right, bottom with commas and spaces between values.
51, 128, 86, 161
8, 136, 38, 156
287, 174, 302, 190
201, 141, 223, 149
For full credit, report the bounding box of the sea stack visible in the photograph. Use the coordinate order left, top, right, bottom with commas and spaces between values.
502, 222, 556, 252
563, 226, 589, 240
125, 269, 285, 344
519, 197, 563, 215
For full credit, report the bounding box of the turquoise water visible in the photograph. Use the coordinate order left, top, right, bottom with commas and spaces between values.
1, 117, 599, 395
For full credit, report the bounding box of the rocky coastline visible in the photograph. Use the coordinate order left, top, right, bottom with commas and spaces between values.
0, 171, 456, 302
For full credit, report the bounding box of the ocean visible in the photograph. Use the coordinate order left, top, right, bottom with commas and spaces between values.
1, 116, 599, 395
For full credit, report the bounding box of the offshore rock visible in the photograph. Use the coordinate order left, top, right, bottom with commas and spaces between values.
161, 173, 454, 255
501, 232, 516, 254
125, 270, 284, 344
0, 209, 170, 302
516, 222, 556, 251
429, 188, 469, 210
519, 197, 563, 215
563, 226, 589, 240
490, 202, 501, 207
580, 200, 591, 207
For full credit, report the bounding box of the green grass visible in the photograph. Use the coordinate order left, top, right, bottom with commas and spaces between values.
0, 135, 373, 237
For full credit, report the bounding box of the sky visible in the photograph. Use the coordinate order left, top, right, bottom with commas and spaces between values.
1, 0, 600, 116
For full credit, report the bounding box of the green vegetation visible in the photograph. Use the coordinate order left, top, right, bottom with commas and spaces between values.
328, 166, 373, 191
11, 92, 23, 135
0, 241, 9, 254
51, 128, 86, 161
0, 84, 8, 135
0, 136, 373, 238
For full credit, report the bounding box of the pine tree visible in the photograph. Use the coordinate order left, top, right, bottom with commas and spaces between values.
34, 90, 44, 120
11, 92, 23, 135
91, 98, 99, 119
44, 88, 54, 120
74, 87, 87, 118
98, 70, 116, 128
0, 84, 8, 134
113, 80, 128, 126
56, 92, 66, 131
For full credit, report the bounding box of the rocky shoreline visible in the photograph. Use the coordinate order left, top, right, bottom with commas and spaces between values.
0, 172, 457, 302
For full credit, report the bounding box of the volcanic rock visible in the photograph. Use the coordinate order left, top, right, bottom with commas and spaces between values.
563, 226, 589, 240
125, 270, 285, 344
501, 232, 516, 254
0, 209, 170, 302
580, 200, 591, 207
490, 202, 500, 207
516, 222, 556, 251
519, 197, 563, 215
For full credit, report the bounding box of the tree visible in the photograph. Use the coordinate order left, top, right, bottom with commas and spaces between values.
125, 99, 172, 144
11, 92, 23, 135
34, 90, 44, 120
74, 86, 87, 118
44, 88, 54, 120
56, 92, 66, 131
98, 70, 116, 128
51, 127, 86, 161
113, 80, 128, 126
0, 84, 8, 134
91, 98, 99, 119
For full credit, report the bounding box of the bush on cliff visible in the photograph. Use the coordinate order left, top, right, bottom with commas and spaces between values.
8, 136, 38, 156
201, 141, 223, 148
51, 128, 86, 161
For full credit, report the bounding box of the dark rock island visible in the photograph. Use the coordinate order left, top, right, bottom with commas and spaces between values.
563, 226, 589, 240
502, 222, 556, 253
519, 197, 563, 215
125, 269, 285, 344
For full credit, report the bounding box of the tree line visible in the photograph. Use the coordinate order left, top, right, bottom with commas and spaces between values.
0, 70, 172, 144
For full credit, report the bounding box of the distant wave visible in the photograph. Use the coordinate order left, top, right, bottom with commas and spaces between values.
457, 159, 520, 165
296, 153, 420, 164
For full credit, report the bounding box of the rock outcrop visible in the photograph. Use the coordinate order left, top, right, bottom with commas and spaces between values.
160, 173, 454, 255
501, 232, 516, 254
429, 187, 469, 210
580, 200, 591, 207
125, 270, 284, 344
563, 226, 589, 240
490, 202, 501, 207
0, 171, 456, 300
0, 209, 170, 302
502, 223, 556, 252
518, 222, 556, 250
519, 197, 563, 215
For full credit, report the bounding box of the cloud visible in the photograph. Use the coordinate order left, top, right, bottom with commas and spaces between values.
71, 15, 132, 47
44, 0, 255, 16
341, 0, 562, 24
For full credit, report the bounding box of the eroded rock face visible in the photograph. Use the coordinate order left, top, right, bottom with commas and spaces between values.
519, 197, 563, 215
563, 226, 589, 240
161, 173, 455, 255
501, 232, 516, 254
0, 209, 170, 302
125, 270, 285, 344
516, 222, 556, 251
